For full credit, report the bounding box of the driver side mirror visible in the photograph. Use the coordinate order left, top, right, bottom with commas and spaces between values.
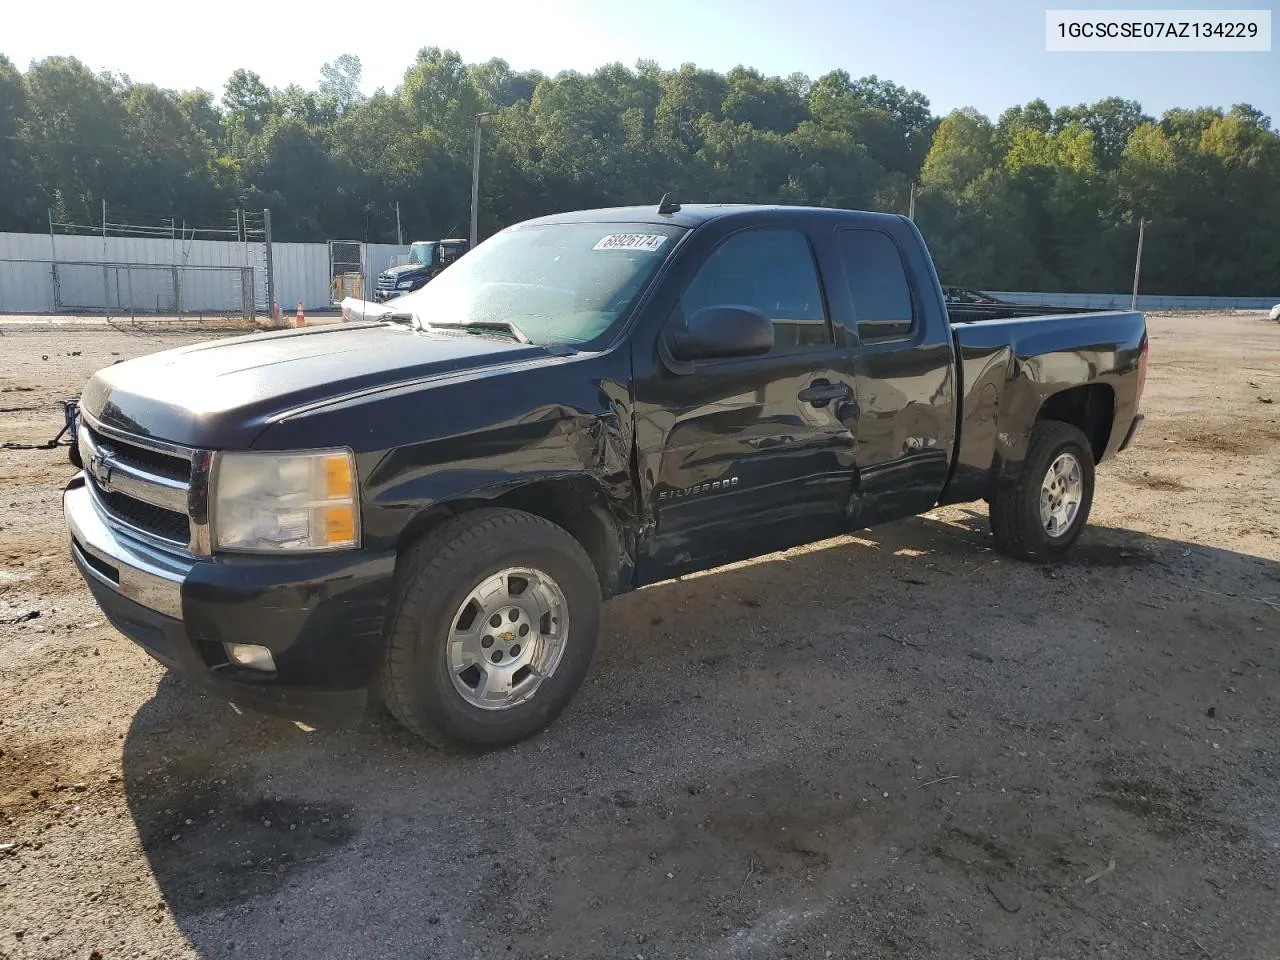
664, 305, 774, 366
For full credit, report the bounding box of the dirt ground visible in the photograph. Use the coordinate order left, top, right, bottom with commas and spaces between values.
1, 313, 1278, 960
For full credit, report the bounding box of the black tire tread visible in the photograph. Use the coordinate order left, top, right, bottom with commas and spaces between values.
379, 508, 597, 748
989, 420, 1093, 561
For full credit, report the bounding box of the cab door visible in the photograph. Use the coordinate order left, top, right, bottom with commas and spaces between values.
632, 226, 859, 584
829, 226, 956, 526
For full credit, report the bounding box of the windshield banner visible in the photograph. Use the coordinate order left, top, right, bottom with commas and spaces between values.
593, 234, 669, 252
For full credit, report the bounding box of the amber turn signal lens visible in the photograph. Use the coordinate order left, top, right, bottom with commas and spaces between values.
320, 505, 356, 546
324, 455, 353, 499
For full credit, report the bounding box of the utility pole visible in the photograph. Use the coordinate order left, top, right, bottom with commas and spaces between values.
1130, 217, 1146, 311
101, 199, 109, 312
48, 208, 60, 309
470, 112, 491, 248
395, 201, 403, 246
263, 208, 276, 326
907, 182, 916, 221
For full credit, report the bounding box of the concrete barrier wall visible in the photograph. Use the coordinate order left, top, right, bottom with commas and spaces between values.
988, 291, 1280, 311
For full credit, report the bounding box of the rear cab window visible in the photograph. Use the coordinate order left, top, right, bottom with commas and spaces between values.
836, 229, 916, 341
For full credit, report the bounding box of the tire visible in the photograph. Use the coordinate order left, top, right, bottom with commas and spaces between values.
989, 421, 1095, 561
380, 508, 601, 749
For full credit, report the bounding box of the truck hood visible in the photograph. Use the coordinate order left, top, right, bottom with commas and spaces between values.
382, 263, 426, 279
80, 323, 550, 449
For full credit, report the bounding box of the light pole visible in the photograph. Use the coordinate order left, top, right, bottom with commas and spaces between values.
470, 112, 492, 249
1129, 217, 1147, 311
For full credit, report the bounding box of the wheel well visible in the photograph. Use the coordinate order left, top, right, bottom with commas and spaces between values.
396, 478, 627, 598
1036, 383, 1115, 463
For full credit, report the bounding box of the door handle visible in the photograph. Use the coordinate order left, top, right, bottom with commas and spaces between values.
797, 380, 850, 408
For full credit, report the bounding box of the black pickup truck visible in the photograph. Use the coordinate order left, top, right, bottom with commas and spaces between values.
63, 202, 1147, 748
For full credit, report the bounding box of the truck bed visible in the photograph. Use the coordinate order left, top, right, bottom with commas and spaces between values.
947, 302, 1094, 324
943, 308, 1148, 504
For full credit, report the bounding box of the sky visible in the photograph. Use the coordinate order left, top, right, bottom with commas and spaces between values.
3, 0, 1277, 124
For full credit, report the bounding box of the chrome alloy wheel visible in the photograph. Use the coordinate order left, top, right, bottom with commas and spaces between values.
446, 567, 569, 710
1040, 452, 1083, 538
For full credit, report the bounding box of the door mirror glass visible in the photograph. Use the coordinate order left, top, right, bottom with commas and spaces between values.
666, 305, 774, 362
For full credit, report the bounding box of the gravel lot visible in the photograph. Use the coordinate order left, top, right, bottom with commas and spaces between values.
2, 313, 1278, 960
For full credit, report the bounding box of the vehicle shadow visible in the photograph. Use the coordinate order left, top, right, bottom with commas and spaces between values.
121, 512, 1280, 959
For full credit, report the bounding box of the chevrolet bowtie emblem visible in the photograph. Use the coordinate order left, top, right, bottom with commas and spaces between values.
89, 452, 116, 490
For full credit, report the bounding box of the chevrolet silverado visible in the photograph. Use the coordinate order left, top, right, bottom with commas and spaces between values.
63, 202, 1148, 748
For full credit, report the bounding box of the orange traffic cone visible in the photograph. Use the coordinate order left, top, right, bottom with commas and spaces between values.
295, 302, 305, 328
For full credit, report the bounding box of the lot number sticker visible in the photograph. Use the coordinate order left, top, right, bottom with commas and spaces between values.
593, 234, 668, 252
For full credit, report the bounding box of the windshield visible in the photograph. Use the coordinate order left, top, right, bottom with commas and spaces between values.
408, 242, 436, 267
392, 222, 684, 348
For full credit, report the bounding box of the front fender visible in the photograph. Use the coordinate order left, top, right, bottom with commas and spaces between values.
250, 349, 637, 553
357, 404, 634, 550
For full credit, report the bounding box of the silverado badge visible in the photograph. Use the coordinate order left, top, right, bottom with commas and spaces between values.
657, 477, 739, 501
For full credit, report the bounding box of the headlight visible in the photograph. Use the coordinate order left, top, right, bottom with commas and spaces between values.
396, 279, 415, 289
212, 449, 360, 553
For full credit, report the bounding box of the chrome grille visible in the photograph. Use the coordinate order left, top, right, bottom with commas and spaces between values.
85, 424, 189, 482
78, 413, 201, 552
93, 486, 190, 542
376, 273, 397, 291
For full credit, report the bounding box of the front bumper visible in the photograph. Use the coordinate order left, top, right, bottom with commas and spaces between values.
372, 288, 405, 302
64, 476, 397, 721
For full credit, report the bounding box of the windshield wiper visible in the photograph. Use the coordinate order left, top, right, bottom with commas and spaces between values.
383, 311, 430, 332
430, 319, 531, 344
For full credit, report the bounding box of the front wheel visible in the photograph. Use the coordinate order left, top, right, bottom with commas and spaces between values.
989, 421, 1095, 561
380, 508, 601, 748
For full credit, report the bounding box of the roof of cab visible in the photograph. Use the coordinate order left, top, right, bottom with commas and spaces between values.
515, 203, 906, 230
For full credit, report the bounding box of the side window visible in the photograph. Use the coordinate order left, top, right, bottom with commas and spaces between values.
679, 228, 831, 354
836, 229, 915, 340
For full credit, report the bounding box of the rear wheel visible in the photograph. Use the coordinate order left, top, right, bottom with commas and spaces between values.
989, 421, 1095, 561
380, 509, 601, 748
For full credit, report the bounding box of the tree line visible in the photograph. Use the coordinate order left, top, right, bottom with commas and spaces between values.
1, 49, 1277, 295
